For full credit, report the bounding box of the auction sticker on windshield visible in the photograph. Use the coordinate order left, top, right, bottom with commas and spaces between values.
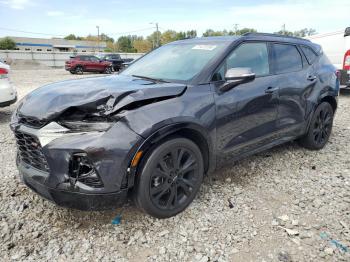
192, 45, 217, 51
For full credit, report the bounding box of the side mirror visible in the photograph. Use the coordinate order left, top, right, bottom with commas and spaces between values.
219, 67, 256, 92
345, 27, 350, 37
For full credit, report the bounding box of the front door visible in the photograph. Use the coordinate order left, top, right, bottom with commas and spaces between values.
213, 42, 279, 166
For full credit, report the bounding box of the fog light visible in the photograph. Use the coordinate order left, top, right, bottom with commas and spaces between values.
69, 153, 104, 188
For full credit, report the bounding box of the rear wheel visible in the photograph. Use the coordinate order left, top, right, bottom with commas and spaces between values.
298, 102, 334, 150
134, 137, 204, 218
104, 66, 112, 74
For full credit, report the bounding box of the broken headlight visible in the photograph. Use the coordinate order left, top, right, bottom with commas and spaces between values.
60, 121, 113, 132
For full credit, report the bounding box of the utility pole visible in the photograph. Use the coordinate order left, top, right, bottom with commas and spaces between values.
156, 23, 159, 47
233, 24, 239, 35
96, 25, 100, 53
282, 24, 286, 35
150, 22, 160, 48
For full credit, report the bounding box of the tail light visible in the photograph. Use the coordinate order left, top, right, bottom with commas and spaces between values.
344, 49, 350, 71
0, 68, 8, 79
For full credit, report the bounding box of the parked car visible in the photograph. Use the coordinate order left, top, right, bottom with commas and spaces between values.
65, 55, 113, 74
11, 33, 339, 218
0, 61, 17, 107
306, 27, 350, 87
96, 53, 134, 71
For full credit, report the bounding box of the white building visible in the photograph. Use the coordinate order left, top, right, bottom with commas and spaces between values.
6, 36, 107, 52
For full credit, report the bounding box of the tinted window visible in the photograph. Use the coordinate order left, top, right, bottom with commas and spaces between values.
90, 56, 100, 62
122, 42, 229, 82
212, 42, 269, 81
301, 46, 317, 64
273, 44, 302, 74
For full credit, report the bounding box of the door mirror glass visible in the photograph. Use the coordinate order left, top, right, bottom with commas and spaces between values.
220, 67, 255, 92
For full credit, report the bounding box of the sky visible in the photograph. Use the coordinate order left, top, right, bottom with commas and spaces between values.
0, 0, 349, 40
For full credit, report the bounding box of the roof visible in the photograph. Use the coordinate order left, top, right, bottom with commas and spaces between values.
171, 33, 319, 52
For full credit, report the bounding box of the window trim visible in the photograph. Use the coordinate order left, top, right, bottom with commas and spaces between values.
270, 42, 304, 75
300, 44, 318, 65
210, 40, 272, 83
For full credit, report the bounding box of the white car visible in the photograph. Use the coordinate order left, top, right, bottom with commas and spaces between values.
306, 27, 350, 87
0, 61, 17, 107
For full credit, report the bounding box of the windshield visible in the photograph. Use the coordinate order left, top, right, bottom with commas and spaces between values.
121, 42, 229, 82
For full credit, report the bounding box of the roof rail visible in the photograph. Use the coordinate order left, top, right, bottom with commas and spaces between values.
243, 32, 310, 42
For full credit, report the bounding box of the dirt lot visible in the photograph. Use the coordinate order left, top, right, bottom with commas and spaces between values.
0, 69, 349, 262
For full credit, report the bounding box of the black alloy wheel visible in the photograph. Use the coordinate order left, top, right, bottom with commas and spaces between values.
75, 66, 84, 74
134, 137, 204, 218
312, 106, 333, 145
299, 102, 334, 150
104, 66, 112, 74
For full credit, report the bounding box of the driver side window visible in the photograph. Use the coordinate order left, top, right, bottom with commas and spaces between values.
212, 42, 270, 81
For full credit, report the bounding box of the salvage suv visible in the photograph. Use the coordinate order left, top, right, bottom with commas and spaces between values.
65, 55, 113, 74
11, 33, 339, 218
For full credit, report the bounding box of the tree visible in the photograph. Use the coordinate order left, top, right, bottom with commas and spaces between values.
274, 28, 317, 37
0, 37, 16, 50
100, 33, 114, 43
64, 34, 84, 40
230, 28, 257, 35
293, 28, 317, 37
133, 38, 152, 53
161, 30, 178, 44
185, 30, 197, 38
117, 36, 137, 53
203, 29, 227, 37
274, 30, 294, 36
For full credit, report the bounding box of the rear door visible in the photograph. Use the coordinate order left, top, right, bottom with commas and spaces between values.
271, 43, 316, 137
213, 41, 280, 165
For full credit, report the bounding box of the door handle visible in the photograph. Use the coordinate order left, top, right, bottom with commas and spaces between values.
265, 86, 278, 94
307, 75, 317, 81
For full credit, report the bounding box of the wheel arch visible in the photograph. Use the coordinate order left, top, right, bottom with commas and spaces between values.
319, 95, 337, 113
129, 122, 215, 179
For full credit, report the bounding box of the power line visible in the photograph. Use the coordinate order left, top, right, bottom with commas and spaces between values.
0, 27, 66, 37
0, 26, 156, 38
107, 27, 155, 36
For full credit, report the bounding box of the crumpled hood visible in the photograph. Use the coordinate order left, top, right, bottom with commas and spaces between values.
17, 74, 187, 121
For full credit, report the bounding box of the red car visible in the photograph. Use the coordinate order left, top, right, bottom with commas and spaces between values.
65, 55, 113, 74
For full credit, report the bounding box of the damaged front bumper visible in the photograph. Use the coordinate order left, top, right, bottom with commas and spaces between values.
18, 162, 128, 210
11, 118, 144, 211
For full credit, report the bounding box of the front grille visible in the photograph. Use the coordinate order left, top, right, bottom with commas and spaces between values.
15, 131, 49, 172
18, 115, 47, 129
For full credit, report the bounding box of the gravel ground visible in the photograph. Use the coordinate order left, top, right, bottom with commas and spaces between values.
0, 69, 349, 262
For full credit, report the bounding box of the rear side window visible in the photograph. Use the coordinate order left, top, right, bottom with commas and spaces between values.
301, 46, 318, 64
273, 44, 303, 74
90, 56, 99, 62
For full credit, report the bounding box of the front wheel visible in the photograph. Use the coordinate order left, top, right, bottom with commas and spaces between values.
134, 137, 204, 218
75, 66, 84, 74
298, 102, 334, 150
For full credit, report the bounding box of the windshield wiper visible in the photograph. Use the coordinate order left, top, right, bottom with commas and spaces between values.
132, 75, 169, 83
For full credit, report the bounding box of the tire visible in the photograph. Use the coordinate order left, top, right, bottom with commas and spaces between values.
75, 66, 84, 74
69, 70, 76, 74
298, 102, 334, 150
134, 137, 204, 218
104, 66, 112, 74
